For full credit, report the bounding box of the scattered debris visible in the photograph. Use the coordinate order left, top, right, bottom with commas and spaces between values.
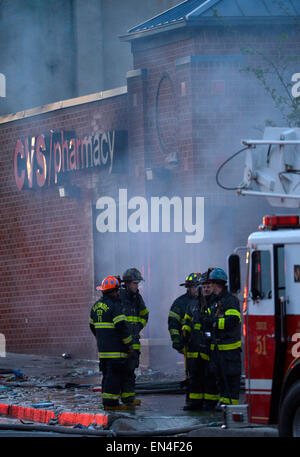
31, 401, 54, 408
92, 387, 102, 392
0, 385, 11, 392
48, 418, 58, 425
13, 370, 27, 380
0, 353, 187, 421
74, 423, 88, 429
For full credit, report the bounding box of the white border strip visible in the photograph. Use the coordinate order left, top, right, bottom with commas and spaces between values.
245, 378, 273, 394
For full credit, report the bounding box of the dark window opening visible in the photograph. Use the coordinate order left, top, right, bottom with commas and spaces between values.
251, 250, 272, 300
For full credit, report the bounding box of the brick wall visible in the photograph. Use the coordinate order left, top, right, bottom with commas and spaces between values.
0, 94, 129, 357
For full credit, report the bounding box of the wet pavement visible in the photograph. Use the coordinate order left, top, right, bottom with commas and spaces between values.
0, 352, 101, 416
0, 352, 190, 417
0, 352, 278, 437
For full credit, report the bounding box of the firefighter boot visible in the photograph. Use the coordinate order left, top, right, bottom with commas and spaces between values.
183, 401, 203, 411
103, 403, 133, 412
128, 399, 141, 406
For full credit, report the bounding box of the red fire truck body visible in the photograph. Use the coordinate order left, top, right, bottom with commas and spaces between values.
243, 220, 300, 428
226, 129, 300, 436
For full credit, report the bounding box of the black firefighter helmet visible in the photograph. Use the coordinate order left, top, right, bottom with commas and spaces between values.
180, 272, 201, 287
200, 268, 215, 285
122, 268, 144, 283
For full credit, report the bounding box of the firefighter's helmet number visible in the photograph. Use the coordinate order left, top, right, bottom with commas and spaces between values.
255, 335, 267, 356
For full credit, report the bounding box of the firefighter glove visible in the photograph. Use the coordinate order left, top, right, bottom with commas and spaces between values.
172, 339, 184, 353
201, 315, 214, 331
127, 345, 135, 356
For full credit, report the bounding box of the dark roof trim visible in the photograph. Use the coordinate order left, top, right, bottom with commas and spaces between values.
120, 18, 185, 41
126, 0, 200, 34
121, 15, 299, 41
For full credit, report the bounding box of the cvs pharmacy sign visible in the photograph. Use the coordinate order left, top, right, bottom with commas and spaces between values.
14, 129, 127, 190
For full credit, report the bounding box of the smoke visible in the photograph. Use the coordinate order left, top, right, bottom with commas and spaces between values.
91, 21, 300, 368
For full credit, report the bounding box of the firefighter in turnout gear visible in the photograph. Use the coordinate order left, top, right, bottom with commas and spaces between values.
198, 269, 219, 410
182, 271, 218, 410
89, 276, 135, 411
168, 273, 200, 354
119, 268, 149, 406
206, 268, 242, 407
200, 269, 216, 307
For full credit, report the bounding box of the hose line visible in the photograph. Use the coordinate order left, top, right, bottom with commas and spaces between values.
0, 421, 223, 437
216, 146, 249, 191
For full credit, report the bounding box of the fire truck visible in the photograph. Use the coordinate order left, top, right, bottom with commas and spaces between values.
225, 127, 300, 437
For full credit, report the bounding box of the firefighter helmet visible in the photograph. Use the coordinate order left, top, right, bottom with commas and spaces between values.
122, 268, 144, 283
209, 268, 227, 284
96, 276, 120, 292
180, 272, 201, 287
200, 268, 215, 284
